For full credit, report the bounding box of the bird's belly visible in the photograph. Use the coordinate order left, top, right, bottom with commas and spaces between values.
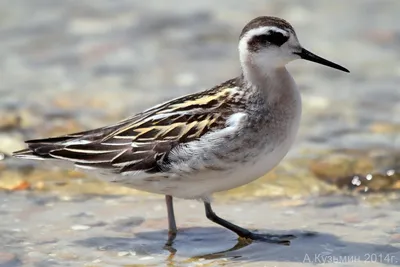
117, 131, 297, 199
162, 114, 301, 198
201, 134, 296, 194
114, 118, 301, 199
114, 88, 302, 199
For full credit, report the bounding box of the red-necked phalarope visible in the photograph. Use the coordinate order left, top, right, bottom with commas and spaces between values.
14, 16, 349, 246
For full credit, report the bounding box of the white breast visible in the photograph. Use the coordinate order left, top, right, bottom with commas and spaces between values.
196, 89, 302, 197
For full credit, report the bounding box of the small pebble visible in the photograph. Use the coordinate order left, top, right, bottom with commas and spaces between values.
117, 251, 129, 257
139, 256, 154, 261
387, 169, 395, 176
117, 251, 136, 257
129, 251, 136, 256
70, 224, 91, 231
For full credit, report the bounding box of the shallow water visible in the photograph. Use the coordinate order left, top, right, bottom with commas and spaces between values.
1, 0, 400, 266
1, 192, 400, 266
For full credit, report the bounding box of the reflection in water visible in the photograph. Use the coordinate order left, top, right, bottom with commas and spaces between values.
164, 237, 253, 266
183, 231, 318, 261
188, 237, 253, 260
145, 229, 321, 266
148, 229, 400, 266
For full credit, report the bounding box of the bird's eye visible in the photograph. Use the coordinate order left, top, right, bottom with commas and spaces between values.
253, 31, 288, 47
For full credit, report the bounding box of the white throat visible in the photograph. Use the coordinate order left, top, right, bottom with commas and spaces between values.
237, 26, 301, 103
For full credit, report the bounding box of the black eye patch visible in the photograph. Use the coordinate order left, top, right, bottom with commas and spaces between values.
248, 30, 289, 49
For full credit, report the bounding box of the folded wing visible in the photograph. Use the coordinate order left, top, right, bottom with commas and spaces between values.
13, 79, 240, 175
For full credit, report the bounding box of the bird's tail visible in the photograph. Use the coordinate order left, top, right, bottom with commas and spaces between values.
12, 148, 45, 160
12, 137, 71, 161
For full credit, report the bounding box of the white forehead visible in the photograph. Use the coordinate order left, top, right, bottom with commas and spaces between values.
242, 26, 289, 40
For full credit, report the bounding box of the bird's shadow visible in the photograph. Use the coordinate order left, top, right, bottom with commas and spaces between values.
75, 227, 400, 265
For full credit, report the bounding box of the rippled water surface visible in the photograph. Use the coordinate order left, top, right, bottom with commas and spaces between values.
0, 0, 399, 266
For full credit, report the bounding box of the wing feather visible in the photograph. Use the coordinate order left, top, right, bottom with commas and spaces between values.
13, 79, 242, 176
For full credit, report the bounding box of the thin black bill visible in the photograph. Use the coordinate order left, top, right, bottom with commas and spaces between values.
295, 48, 349, 73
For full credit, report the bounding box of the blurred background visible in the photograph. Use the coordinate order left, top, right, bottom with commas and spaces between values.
0, 0, 399, 266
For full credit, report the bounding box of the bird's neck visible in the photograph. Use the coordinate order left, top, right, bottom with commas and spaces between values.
241, 64, 296, 104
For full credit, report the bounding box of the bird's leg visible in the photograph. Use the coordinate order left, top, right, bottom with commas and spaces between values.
204, 202, 294, 245
165, 195, 177, 246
